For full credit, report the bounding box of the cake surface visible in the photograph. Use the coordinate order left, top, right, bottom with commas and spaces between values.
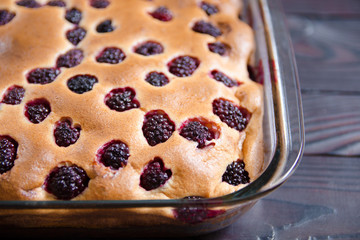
0, 0, 263, 202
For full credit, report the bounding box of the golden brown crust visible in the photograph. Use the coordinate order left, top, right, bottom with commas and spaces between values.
0, 0, 263, 201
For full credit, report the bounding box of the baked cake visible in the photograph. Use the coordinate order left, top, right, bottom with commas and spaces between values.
0, 0, 263, 209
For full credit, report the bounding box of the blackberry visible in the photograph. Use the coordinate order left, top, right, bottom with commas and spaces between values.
96, 20, 114, 33
16, 0, 41, 8
2, 86, 25, 105
47, 0, 66, 7
65, 8, 82, 24
142, 110, 175, 146
96, 47, 126, 64
167, 56, 200, 77
54, 120, 81, 147
66, 26, 86, 46
27, 68, 60, 85
44, 165, 89, 200
67, 74, 98, 94
97, 140, 130, 170
210, 70, 239, 87
208, 42, 229, 56
56, 49, 84, 68
25, 99, 51, 124
149, 6, 172, 22
140, 157, 172, 190
222, 159, 250, 185
145, 72, 169, 87
173, 196, 225, 224
0, 136, 18, 174
212, 98, 250, 131
90, 0, 110, 9
200, 2, 219, 16
192, 20, 222, 37
134, 41, 164, 56
179, 120, 216, 148
0, 10, 15, 26
105, 87, 140, 112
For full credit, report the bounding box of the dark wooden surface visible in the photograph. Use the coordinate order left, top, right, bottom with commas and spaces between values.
281, 0, 360, 16
193, 1, 360, 239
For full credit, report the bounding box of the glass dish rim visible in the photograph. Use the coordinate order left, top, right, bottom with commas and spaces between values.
0, 0, 304, 210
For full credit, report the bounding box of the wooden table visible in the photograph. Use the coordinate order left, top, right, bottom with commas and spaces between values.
192, 1, 360, 239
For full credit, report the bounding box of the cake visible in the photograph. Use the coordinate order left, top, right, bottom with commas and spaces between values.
0, 0, 263, 209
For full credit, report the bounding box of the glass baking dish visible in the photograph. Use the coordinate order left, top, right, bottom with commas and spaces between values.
0, 0, 304, 237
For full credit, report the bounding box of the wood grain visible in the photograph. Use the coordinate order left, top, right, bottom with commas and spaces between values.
287, 16, 360, 92
281, 0, 360, 16
302, 93, 360, 156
